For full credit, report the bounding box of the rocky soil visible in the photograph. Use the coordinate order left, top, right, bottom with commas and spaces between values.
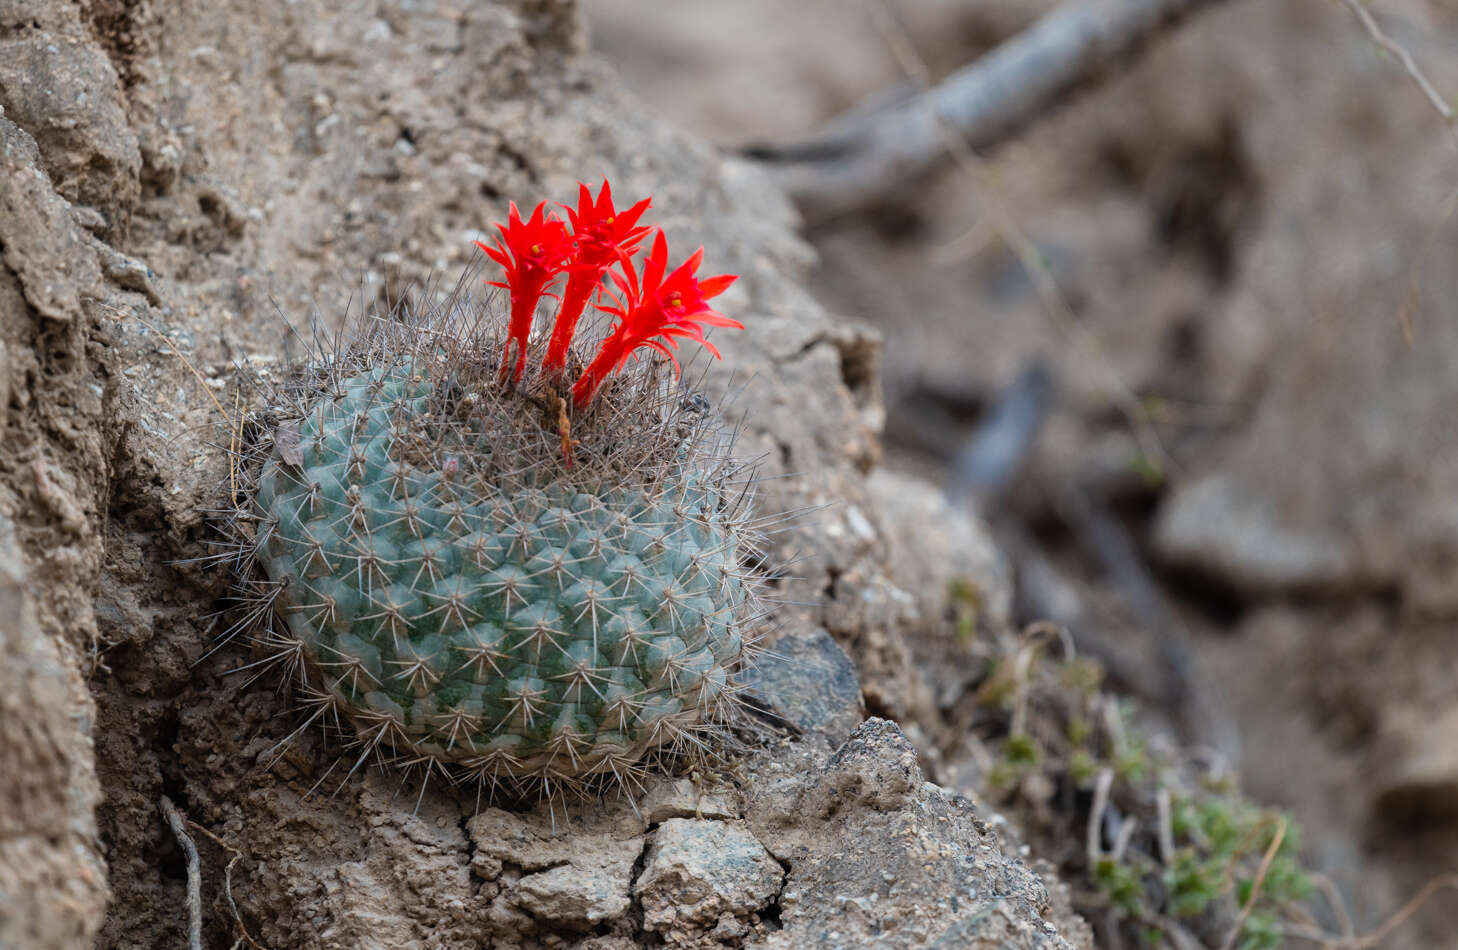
0, 1, 1094, 948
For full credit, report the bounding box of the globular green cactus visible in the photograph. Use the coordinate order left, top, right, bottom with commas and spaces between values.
227, 182, 761, 796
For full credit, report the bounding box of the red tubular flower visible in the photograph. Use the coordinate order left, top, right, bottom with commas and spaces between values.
542, 181, 652, 378
571, 230, 741, 408
475, 201, 571, 385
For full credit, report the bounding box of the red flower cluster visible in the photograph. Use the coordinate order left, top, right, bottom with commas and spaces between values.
475, 181, 741, 407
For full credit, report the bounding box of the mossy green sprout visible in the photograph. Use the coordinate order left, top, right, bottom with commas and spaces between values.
960, 624, 1313, 949
219, 184, 767, 802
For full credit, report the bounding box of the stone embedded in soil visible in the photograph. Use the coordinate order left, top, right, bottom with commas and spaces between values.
634, 818, 784, 936
1154, 470, 1359, 594
747, 719, 1090, 949
0, 21, 141, 234
866, 467, 1012, 633
640, 778, 740, 824
740, 625, 863, 743
1373, 704, 1458, 822
468, 808, 643, 927
510, 849, 641, 926
814, 716, 922, 814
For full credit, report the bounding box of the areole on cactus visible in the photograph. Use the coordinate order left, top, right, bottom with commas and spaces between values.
225, 181, 761, 800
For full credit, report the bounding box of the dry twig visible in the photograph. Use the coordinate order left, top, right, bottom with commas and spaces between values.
1280, 871, 1458, 949
748, 0, 1228, 221
1088, 766, 1115, 861
160, 796, 203, 950
1219, 817, 1286, 950
1338, 0, 1455, 135
184, 818, 267, 950
1155, 786, 1175, 865
861, 3, 1176, 470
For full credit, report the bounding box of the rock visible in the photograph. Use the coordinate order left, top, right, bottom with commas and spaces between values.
635, 819, 784, 938
1154, 470, 1360, 595
511, 856, 639, 927
741, 626, 864, 744
468, 808, 643, 929
1373, 705, 1458, 822
0, 17, 141, 236
867, 468, 1013, 634
813, 717, 922, 816
0, 516, 109, 950
746, 719, 1088, 949
640, 778, 740, 824
0, 118, 105, 325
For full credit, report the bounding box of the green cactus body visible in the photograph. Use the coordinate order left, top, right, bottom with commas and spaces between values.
251, 361, 750, 784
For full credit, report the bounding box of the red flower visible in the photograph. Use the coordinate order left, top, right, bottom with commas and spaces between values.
543, 182, 653, 378
475, 201, 571, 384
571, 230, 740, 407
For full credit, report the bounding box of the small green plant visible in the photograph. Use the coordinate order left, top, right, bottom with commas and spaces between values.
972, 647, 1314, 948
948, 577, 983, 646
1094, 857, 1144, 915
1003, 731, 1041, 767
1165, 847, 1225, 917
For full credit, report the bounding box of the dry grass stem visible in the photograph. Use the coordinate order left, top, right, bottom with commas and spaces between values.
160, 796, 203, 950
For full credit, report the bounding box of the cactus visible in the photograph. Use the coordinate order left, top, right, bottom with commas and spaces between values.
227, 182, 761, 797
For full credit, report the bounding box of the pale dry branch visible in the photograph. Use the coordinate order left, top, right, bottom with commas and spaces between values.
1155, 786, 1174, 865
748, 0, 1229, 221
1088, 766, 1115, 861
1281, 872, 1458, 949
185, 818, 267, 950
1338, 0, 1455, 134
160, 796, 203, 950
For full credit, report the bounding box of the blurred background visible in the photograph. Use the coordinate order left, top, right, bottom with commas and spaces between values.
589, 0, 1458, 946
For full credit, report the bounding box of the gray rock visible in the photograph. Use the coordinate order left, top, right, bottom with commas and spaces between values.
867, 468, 1013, 633
511, 851, 640, 927
747, 719, 1085, 949
741, 626, 863, 744
636, 819, 784, 937
640, 778, 740, 824
0, 25, 140, 236
1154, 470, 1359, 594
468, 808, 643, 928
0, 130, 110, 950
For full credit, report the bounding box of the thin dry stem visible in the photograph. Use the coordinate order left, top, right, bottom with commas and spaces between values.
754, 0, 1229, 221
1338, 0, 1455, 136
160, 796, 203, 950
1285, 871, 1458, 949
184, 819, 266, 950
1155, 786, 1174, 865
1219, 816, 1286, 950
1088, 766, 1115, 861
